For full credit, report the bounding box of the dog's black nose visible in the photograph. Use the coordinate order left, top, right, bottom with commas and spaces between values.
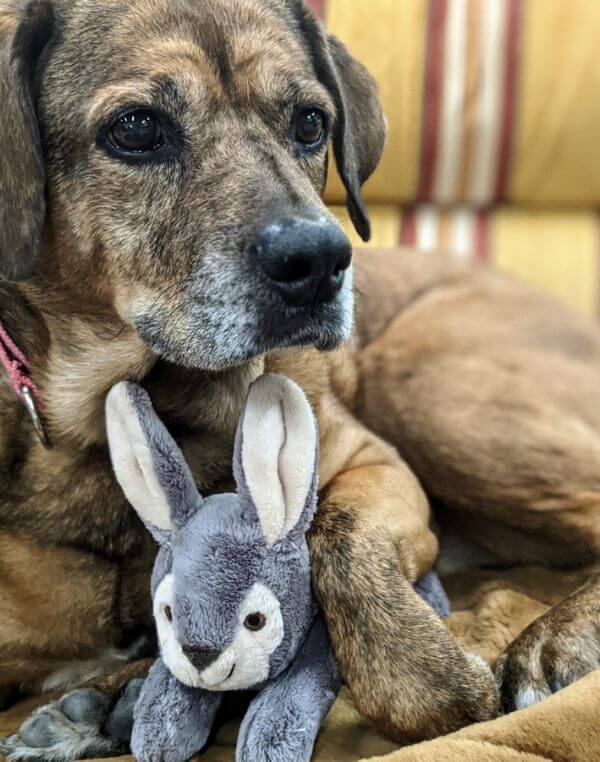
251, 215, 352, 307
182, 644, 220, 672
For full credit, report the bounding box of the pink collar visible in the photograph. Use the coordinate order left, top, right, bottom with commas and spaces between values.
0, 319, 51, 448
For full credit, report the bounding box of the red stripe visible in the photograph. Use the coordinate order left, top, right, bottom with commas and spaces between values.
474, 211, 490, 261
306, 0, 326, 20
400, 207, 417, 247
417, 0, 448, 202
495, 0, 521, 202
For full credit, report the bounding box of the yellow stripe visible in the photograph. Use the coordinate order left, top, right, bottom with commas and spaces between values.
324, 0, 428, 205
510, 0, 600, 204
491, 208, 599, 316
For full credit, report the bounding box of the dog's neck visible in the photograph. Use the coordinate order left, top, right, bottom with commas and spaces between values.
3, 281, 263, 448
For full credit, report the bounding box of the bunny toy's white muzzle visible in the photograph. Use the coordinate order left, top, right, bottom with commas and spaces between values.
155, 576, 285, 691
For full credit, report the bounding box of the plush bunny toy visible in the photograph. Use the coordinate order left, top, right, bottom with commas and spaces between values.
106, 374, 341, 761
105, 373, 451, 762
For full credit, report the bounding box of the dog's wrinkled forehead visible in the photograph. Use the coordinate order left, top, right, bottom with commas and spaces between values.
2, 0, 384, 283
48, 0, 328, 126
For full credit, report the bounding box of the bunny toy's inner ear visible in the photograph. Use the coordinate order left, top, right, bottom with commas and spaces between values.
234, 374, 319, 547
105, 382, 201, 544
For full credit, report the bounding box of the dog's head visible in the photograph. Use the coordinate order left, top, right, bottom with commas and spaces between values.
0, 0, 385, 370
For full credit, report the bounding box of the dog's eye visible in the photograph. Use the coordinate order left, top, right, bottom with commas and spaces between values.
164, 605, 173, 623
108, 109, 163, 153
244, 612, 266, 631
294, 109, 326, 148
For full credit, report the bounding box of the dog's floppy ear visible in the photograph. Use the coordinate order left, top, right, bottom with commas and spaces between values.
105, 382, 203, 544
0, 0, 55, 280
293, 3, 386, 241
233, 374, 319, 548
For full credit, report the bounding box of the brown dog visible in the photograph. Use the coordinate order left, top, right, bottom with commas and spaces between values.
0, 0, 599, 759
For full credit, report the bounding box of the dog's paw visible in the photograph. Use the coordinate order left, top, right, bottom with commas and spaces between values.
0, 680, 144, 762
496, 608, 600, 713
0, 689, 115, 762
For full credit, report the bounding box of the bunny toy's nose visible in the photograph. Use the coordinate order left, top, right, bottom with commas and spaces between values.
182, 644, 220, 672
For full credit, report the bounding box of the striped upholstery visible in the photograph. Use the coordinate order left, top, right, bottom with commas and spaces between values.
308, 0, 600, 317
331, 205, 600, 317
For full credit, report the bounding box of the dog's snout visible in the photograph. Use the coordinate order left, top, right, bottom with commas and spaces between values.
251, 216, 352, 307
182, 644, 221, 672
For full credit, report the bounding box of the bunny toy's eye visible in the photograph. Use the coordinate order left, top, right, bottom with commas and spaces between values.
164, 605, 173, 623
244, 612, 266, 631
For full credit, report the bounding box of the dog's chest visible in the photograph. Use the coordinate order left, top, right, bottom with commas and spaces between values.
0, 421, 235, 653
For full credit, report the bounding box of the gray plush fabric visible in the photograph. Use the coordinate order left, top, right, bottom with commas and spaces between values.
236, 616, 339, 762
127, 383, 203, 536
132, 659, 222, 762
414, 570, 451, 618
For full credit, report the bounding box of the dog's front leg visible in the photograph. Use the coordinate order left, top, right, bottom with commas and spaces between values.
309, 401, 499, 741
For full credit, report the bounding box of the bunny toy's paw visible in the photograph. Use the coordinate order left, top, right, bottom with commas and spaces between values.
236, 616, 339, 762
131, 659, 222, 762
237, 688, 325, 762
237, 703, 312, 762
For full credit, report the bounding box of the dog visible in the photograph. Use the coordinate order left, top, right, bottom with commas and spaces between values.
1, 0, 600, 759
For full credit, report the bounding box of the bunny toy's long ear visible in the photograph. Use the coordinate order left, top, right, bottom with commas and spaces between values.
105, 382, 202, 544
233, 374, 319, 548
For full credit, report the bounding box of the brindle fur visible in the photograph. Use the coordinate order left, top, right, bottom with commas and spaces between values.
1, 0, 600, 755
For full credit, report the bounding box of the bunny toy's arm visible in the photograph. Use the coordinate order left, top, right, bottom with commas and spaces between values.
132, 659, 222, 762
236, 615, 340, 762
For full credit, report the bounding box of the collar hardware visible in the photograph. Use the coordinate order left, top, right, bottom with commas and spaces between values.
21, 384, 52, 449
0, 320, 52, 449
